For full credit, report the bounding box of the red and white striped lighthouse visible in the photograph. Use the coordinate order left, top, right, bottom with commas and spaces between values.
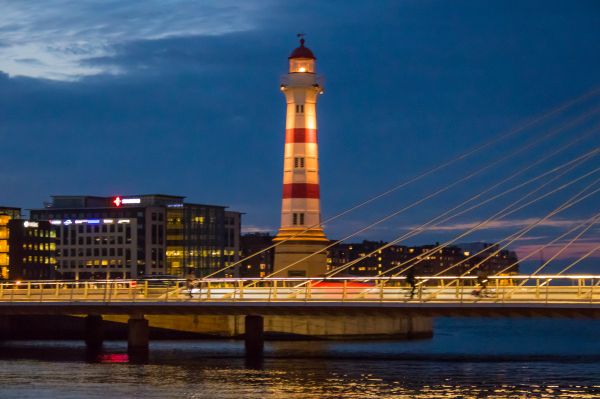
273, 36, 329, 277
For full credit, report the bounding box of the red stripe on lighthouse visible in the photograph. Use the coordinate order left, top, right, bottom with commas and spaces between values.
285, 128, 318, 143
283, 183, 320, 199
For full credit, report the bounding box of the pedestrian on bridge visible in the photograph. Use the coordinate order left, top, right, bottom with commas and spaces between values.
473, 271, 489, 298
406, 269, 417, 299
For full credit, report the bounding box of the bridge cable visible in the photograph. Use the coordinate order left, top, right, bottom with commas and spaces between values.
359, 161, 600, 285
284, 151, 599, 297
203, 87, 600, 278
264, 116, 600, 279
493, 211, 600, 277
325, 144, 600, 279
453, 178, 600, 279
274, 145, 599, 294
554, 243, 600, 276
425, 175, 600, 294
499, 212, 600, 295
413, 176, 600, 301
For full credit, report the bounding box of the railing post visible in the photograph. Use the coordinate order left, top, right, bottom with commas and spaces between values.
238, 280, 244, 300
459, 278, 464, 303
379, 279, 384, 302
110, 281, 115, 302
55, 282, 59, 298
84, 282, 88, 299
39, 283, 44, 302
273, 280, 278, 301
102, 281, 108, 303
342, 280, 348, 301
535, 279, 540, 299
143, 280, 148, 298
494, 278, 499, 299
0, 283, 4, 298
207, 282, 211, 300
197, 281, 203, 301
305, 282, 311, 301
545, 279, 550, 304
27, 282, 31, 298
418, 282, 423, 302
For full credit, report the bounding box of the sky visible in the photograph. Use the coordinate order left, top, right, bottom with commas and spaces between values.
1, 0, 599, 268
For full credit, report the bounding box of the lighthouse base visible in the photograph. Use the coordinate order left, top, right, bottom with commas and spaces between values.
273, 240, 328, 277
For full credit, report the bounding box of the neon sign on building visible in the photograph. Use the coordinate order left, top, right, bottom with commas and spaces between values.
113, 197, 141, 207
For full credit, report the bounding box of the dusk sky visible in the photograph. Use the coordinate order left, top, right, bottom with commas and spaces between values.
1, 1, 599, 268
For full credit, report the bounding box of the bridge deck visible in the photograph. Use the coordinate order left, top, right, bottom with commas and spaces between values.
0, 276, 598, 317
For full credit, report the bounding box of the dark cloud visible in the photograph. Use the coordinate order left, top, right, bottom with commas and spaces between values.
1, 0, 599, 250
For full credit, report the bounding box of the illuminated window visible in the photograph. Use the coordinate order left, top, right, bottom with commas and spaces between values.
293, 213, 305, 225
294, 157, 305, 168
295, 104, 304, 113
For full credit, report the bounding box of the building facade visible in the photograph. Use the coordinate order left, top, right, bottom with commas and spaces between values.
7, 220, 57, 280
328, 240, 519, 277
224, 211, 241, 276
30, 195, 241, 280
239, 232, 275, 278
0, 207, 21, 280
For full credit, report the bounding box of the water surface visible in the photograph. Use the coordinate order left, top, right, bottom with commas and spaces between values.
0, 318, 598, 398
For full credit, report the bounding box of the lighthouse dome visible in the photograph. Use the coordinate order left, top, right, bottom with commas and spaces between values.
289, 38, 316, 60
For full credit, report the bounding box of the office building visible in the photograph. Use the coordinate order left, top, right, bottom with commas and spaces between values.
30, 195, 241, 279
7, 220, 57, 280
0, 207, 21, 280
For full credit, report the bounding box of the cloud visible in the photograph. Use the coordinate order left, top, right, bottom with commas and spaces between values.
0, 0, 267, 80
514, 240, 600, 261
242, 225, 276, 234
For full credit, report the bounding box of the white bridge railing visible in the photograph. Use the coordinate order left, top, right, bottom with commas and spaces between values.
0, 275, 598, 305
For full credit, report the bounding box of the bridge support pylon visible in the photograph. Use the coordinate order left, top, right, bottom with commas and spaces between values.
128, 314, 149, 353
244, 315, 264, 358
84, 315, 104, 349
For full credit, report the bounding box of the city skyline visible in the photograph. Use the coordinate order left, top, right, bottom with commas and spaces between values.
1, 0, 599, 265
0, 3, 598, 395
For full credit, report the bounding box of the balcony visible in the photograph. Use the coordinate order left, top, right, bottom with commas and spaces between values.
280, 73, 324, 90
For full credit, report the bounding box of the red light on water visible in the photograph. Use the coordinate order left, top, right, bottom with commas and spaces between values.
98, 353, 129, 363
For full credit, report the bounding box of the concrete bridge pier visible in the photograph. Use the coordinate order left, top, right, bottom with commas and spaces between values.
244, 315, 264, 358
128, 314, 149, 353
84, 315, 104, 349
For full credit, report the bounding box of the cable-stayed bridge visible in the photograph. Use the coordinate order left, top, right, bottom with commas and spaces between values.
0, 276, 598, 316
2, 87, 600, 355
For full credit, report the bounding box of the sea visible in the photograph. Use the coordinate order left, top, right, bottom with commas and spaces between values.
0, 318, 598, 399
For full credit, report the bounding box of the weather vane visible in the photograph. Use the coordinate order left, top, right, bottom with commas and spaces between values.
297, 33, 306, 45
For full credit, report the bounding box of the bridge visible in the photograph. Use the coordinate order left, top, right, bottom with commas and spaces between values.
0, 275, 598, 355
2, 88, 600, 357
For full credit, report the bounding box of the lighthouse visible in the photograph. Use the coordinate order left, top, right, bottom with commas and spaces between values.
273, 36, 329, 277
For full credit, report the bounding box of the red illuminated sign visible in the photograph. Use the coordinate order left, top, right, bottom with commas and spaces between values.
113, 196, 122, 207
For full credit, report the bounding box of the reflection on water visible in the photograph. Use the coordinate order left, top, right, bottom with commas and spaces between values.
0, 318, 598, 399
